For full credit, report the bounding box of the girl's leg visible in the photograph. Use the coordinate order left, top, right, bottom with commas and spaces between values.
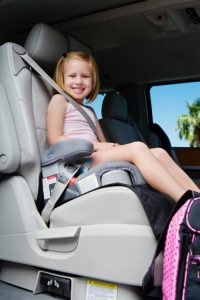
150, 148, 199, 191
90, 142, 190, 202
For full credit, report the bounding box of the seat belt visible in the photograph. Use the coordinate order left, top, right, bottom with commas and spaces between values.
41, 164, 81, 224
20, 52, 99, 140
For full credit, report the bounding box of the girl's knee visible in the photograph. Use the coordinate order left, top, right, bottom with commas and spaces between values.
151, 147, 169, 160
129, 141, 149, 154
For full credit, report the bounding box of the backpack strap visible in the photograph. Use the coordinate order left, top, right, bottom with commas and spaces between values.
143, 189, 197, 298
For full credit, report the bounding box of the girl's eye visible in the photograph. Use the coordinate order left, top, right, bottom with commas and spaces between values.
68, 74, 76, 78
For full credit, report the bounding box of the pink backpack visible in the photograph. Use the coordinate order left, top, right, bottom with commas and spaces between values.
143, 190, 200, 300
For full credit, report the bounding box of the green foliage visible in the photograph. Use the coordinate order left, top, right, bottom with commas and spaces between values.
176, 98, 200, 147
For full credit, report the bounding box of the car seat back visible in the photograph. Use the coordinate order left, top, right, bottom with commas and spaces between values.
99, 91, 146, 144
0, 42, 46, 199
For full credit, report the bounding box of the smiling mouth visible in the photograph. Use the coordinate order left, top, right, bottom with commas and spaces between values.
72, 87, 85, 94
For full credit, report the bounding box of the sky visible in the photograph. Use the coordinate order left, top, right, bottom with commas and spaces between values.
84, 94, 105, 119
87, 82, 200, 147
150, 82, 200, 147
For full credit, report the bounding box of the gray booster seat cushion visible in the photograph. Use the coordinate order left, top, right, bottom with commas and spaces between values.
41, 139, 145, 203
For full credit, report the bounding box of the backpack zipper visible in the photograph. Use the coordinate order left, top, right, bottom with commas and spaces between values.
191, 255, 200, 282
191, 256, 200, 264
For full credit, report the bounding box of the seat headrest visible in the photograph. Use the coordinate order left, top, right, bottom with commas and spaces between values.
24, 23, 68, 75
102, 92, 128, 122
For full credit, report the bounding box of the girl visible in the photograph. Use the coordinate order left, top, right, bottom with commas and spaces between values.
47, 51, 200, 202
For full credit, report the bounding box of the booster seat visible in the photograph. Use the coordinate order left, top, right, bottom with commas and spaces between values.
0, 23, 159, 299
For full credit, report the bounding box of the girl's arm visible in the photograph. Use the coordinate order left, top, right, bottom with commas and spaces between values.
93, 115, 118, 151
96, 119, 107, 142
47, 94, 69, 145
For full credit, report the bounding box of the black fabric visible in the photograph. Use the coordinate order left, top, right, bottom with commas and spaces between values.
150, 123, 172, 157
132, 184, 175, 240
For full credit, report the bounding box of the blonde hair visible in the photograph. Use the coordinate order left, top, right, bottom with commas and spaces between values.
54, 51, 100, 103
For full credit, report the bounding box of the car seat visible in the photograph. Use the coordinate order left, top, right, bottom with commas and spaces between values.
0, 23, 159, 299
99, 91, 146, 144
100, 91, 179, 164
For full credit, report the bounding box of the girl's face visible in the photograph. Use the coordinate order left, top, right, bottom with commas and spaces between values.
63, 59, 93, 104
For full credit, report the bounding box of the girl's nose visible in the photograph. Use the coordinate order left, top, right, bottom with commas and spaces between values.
75, 76, 83, 84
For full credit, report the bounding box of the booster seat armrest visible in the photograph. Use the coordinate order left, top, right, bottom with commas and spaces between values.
41, 139, 93, 166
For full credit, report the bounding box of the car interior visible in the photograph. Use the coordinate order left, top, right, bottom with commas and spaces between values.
0, 0, 200, 299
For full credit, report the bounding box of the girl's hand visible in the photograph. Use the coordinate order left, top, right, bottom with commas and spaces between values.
93, 141, 119, 151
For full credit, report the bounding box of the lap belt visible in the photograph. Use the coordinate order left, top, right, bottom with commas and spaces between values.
41, 164, 80, 224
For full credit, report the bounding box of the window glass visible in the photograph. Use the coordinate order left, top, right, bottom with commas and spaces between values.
84, 93, 105, 119
150, 82, 200, 147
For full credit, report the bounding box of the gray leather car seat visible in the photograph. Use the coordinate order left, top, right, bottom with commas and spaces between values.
0, 23, 158, 299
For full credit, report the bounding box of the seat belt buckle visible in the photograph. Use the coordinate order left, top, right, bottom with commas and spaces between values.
42, 162, 80, 203
42, 174, 57, 203
57, 172, 69, 184
68, 176, 77, 186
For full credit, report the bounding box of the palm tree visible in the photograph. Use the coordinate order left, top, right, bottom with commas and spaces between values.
176, 98, 200, 147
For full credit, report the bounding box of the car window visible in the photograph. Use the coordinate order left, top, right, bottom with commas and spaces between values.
84, 93, 105, 119
149, 82, 200, 147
